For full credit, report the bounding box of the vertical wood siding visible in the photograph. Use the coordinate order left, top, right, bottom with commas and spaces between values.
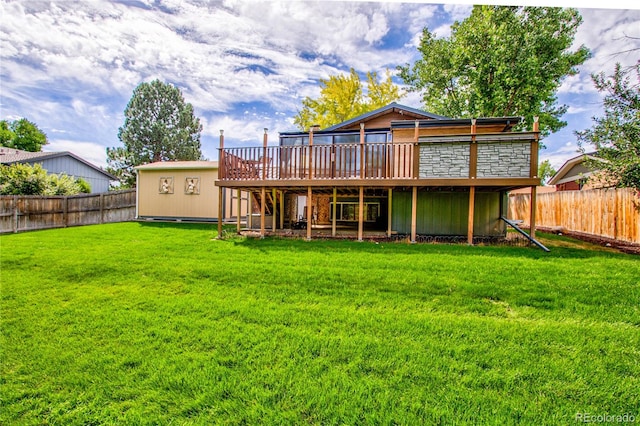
392, 191, 504, 236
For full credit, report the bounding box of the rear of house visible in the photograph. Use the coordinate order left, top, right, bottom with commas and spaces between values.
215, 103, 541, 243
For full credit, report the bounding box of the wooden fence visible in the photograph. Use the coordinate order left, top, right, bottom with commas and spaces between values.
0, 189, 136, 234
509, 188, 640, 244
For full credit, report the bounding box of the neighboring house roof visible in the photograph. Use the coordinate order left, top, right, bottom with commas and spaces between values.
135, 161, 219, 171
321, 102, 450, 132
0, 148, 117, 180
548, 153, 599, 186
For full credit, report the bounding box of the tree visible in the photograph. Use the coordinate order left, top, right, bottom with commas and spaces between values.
576, 62, 640, 191
0, 118, 48, 152
294, 68, 405, 131
107, 79, 203, 187
398, 6, 590, 138
538, 159, 557, 185
0, 163, 90, 195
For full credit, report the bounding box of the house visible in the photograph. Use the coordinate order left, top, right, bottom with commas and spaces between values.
215, 103, 541, 243
548, 152, 606, 191
0, 148, 116, 193
135, 161, 249, 222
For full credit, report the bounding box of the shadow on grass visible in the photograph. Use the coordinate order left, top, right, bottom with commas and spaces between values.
131, 221, 635, 260
229, 232, 634, 261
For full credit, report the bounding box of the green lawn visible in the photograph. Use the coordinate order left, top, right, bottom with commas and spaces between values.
1, 222, 639, 425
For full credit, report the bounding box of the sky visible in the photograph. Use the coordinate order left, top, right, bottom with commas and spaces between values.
1, 0, 639, 173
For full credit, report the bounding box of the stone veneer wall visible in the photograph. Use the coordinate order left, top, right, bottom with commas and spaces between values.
419, 141, 531, 178
419, 143, 470, 178
476, 142, 530, 178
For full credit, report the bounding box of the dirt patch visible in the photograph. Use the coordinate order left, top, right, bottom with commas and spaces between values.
536, 226, 640, 255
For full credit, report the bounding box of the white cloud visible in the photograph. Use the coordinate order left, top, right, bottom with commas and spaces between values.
1, 0, 638, 170
45, 139, 110, 169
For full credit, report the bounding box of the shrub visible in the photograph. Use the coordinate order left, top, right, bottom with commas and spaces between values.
0, 163, 88, 195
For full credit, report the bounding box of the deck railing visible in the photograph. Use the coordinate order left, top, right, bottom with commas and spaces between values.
219, 132, 538, 183
220, 142, 415, 181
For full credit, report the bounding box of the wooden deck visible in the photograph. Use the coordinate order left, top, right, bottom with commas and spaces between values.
217, 132, 540, 191
215, 128, 542, 244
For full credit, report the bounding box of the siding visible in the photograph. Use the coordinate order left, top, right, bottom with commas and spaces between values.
37, 157, 112, 193
392, 191, 505, 236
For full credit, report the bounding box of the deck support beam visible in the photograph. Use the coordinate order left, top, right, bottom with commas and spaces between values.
260, 187, 266, 237
467, 186, 475, 245
236, 189, 241, 233
530, 185, 537, 240
272, 188, 277, 232
279, 190, 284, 230
306, 186, 312, 240
217, 186, 223, 239
387, 188, 393, 238
411, 186, 417, 243
358, 186, 364, 241
332, 187, 337, 237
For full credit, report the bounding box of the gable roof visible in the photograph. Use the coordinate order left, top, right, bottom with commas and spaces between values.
548, 152, 599, 186
0, 148, 117, 180
135, 161, 218, 171
322, 102, 450, 132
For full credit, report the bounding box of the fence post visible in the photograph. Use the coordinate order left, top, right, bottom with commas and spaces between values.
100, 193, 105, 224
63, 196, 68, 227
13, 195, 18, 233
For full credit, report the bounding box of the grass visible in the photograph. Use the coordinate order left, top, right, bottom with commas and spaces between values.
1, 222, 639, 425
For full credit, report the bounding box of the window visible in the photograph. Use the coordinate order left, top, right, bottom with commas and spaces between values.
330, 202, 380, 222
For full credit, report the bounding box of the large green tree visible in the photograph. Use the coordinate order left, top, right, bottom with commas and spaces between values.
294, 68, 405, 131
398, 6, 590, 137
107, 79, 203, 187
538, 159, 557, 185
576, 62, 640, 191
0, 118, 48, 152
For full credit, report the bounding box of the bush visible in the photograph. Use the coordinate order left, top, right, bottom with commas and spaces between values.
0, 163, 89, 195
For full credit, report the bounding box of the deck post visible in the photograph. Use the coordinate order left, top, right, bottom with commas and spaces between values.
306, 186, 313, 240
387, 188, 393, 238
260, 187, 266, 237
469, 119, 477, 179
236, 189, 241, 233
262, 128, 268, 180
530, 185, 537, 240
468, 186, 476, 245
248, 192, 253, 229
360, 123, 365, 179
358, 186, 364, 241
219, 129, 225, 179
332, 187, 337, 237
530, 117, 540, 241
413, 121, 420, 179
308, 126, 314, 179
272, 188, 277, 232
531, 117, 540, 181
411, 186, 417, 243
279, 190, 284, 230
217, 186, 223, 239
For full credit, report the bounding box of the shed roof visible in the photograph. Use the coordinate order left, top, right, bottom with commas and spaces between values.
135, 161, 219, 171
0, 148, 117, 180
